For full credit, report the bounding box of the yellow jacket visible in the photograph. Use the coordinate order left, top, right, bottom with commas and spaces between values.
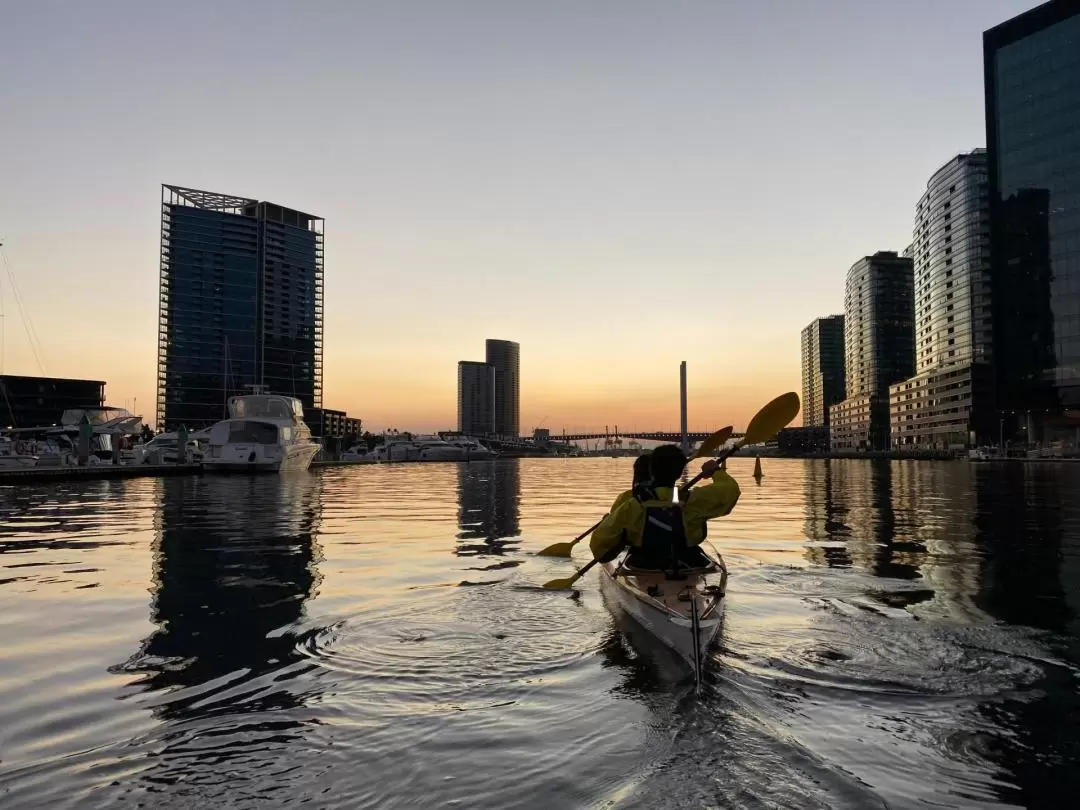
590, 470, 741, 561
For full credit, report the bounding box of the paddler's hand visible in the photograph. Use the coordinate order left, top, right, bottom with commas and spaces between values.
700, 459, 721, 477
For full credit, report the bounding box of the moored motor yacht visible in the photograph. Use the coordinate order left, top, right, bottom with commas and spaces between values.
202, 388, 320, 473
414, 436, 467, 461
133, 430, 209, 465
349, 439, 422, 463
444, 436, 498, 460
0, 436, 38, 469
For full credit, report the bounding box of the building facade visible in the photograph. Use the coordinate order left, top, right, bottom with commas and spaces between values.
830, 251, 915, 451
0, 375, 106, 429
458, 360, 494, 435
985, 0, 1080, 442
157, 185, 324, 431
801, 315, 846, 427
485, 339, 520, 437
305, 408, 362, 441
890, 150, 996, 449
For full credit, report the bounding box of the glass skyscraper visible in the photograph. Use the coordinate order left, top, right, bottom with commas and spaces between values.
485, 339, 520, 438
457, 360, 494, 435
890, 150, 996, 449
157, 186, 324, 430
985, 0, 1080, 441
830, 252, 915, 451
800, 315, 846, 427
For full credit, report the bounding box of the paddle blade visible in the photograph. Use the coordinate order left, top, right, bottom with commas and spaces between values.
542, 574, 581, 590
537, 540, 578, 558
693, 426, 733, 459
742, 392, 800, 445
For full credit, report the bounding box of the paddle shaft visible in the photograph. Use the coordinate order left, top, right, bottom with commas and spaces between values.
573, 517, 604, 543
564, 557, 600, 587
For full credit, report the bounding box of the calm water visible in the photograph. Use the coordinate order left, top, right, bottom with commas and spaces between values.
1, 459, 1078, 809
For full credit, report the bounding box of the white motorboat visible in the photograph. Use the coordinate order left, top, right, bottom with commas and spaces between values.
0, 436, 38, 469
1, 406, 143, 467
599, 542, 728, 688
340, 435, 497, 464
202, 389, 320, 473
343, 438, 422, 463
415, 436, 467, 461
444, 436, 498, 460
340, 443, 373, 462
133, 431, 209, 465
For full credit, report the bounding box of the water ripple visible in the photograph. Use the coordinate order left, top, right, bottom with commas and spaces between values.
0, 459, 1078, 809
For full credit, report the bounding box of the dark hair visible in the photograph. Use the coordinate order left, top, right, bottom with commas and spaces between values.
632, 453, 652, 485
649, 444, 687, 487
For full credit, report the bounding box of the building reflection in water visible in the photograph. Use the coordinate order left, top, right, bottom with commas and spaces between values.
970, 464, 1079, 808
802, 460, 902, 575
802, 457, 1080, 804
972, 463, 1071, 633
802, 459, 853, 569
114, 473, 323, 720
456, 459, 521, 557
803, 459, 992, 614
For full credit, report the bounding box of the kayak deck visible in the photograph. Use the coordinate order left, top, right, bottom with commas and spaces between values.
599, 543, 728, 681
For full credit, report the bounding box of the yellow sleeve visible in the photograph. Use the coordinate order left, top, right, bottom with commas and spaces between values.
683, 470, 741, 538
589, 493, 644, 561
609, 490, 634, 512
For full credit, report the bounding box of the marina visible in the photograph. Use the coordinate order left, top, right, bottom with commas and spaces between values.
2, 1, 1079, 808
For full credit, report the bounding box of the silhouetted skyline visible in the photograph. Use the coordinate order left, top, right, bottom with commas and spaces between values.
0, 0, 1039, 431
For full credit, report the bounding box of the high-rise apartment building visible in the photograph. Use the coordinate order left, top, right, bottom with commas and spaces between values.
458, 361, 494, 435
830, 251, 915, 451
485, 339, 520, 438
890, 150, 996, 449
985, 0, 1080, 441
801, 315, 846, 427
157, 185, 324, 430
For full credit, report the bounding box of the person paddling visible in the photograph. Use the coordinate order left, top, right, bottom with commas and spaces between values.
593, 453, 653, 563
589, 444, 740, 571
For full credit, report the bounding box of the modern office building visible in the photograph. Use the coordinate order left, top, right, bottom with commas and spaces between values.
156, 185, 324, 431
458, 360, 495, 435
890, 150, 996, 449
0, 375, 106, 429
985, 0, 1080, 442
830, 251, 915, 451
485, 339, 520, 438
801, 315, 846, 428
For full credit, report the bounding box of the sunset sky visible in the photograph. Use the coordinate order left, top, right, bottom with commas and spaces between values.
0, 0, 1036, 433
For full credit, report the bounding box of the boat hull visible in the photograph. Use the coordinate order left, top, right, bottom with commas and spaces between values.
599, 544, 727, 673
203, 442, 319, 473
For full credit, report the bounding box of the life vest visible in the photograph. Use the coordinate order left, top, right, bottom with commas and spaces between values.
626, 484, 707, 569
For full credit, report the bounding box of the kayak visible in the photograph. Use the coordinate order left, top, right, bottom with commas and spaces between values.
599, 542, 728, 687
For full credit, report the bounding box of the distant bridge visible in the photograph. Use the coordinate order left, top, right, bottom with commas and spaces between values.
545, 431, 745, 443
